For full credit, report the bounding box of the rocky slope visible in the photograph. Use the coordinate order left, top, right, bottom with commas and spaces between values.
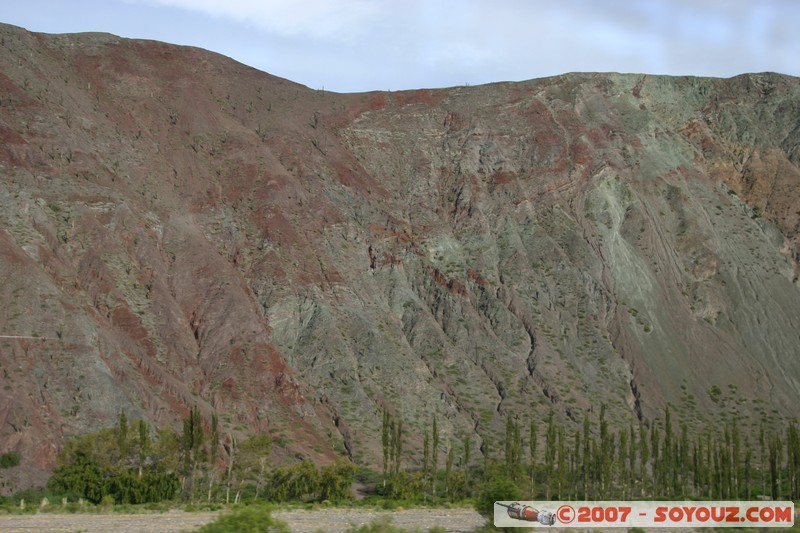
0, 23, 799, 491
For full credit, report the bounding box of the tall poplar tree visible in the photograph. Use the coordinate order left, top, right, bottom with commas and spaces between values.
628, 421, 637, 496
393, 419, 403, 475
788, 421, 800, 500
432, 415, 440, 495
483, 436, 492, 483
679, 423, 689, 498
463, 433, 472, 490
663, 407, 672, 494
423, 430, 430, 477
381, 410, 390, 482
619, 428, 629, 498
639, 422, 649, 498
572, 430, 580, 499
583, 415, 591, 499
557, 426, 566, 499
529, 418, 538, 498
137, 419, 149, 477
545, 410, 556, 499
207, 412, 219, 503
732, 418, 741, 498
118, 411, 129, 457
744, 448, 752, 500
759, 423, 767, 498
599, 405, 611, 497
650, 423, 660, 497
445, 444, 454, 498
182, 405, 205, 499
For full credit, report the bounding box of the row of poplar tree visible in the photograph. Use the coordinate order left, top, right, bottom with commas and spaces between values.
381, 410, 476, 501
47, 407, 356, 505
382, 405, 800, 502
47, 403, 800, 506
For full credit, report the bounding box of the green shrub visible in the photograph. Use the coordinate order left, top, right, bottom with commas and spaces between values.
0, 451, 20, 469
318, 459, 358, 502
474, 477, 522, 522
99, 494, 114, 510
196, 505, 289, 533
47, 450, 178, 504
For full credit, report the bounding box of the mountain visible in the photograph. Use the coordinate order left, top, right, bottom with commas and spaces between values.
1, 23, 799, 491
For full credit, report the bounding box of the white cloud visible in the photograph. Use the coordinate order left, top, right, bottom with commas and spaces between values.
128, 0, 381, 42
16, 0, 800, 91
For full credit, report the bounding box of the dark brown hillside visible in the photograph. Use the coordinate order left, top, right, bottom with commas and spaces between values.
0, 23, 799, 491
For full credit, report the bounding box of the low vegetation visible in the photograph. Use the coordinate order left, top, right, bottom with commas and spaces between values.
1, 403, 798, 532
0, 451, 20, 469
196, 504, 289, 533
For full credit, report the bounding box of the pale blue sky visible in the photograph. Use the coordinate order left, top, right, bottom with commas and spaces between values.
3, 0, 799, 93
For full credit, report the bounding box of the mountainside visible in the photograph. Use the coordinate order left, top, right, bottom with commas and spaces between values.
1, 23, 799, 491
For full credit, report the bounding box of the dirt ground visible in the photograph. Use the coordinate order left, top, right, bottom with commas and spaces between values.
1, 507, 795, 532
0, 507, 486, 532
0, 511, 218, 532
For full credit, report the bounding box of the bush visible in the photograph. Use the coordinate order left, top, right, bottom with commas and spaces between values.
196, 504, 289, 533
318, 459, 358, 502
99, 494, 115, 510
103, 469, 180, 504
0, 451, 20, 469
47, 450, 105, 503
47, 450, 178, 504
382, 471, 427, 501
263, 459, 319, 502
474, 477, 522, 522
